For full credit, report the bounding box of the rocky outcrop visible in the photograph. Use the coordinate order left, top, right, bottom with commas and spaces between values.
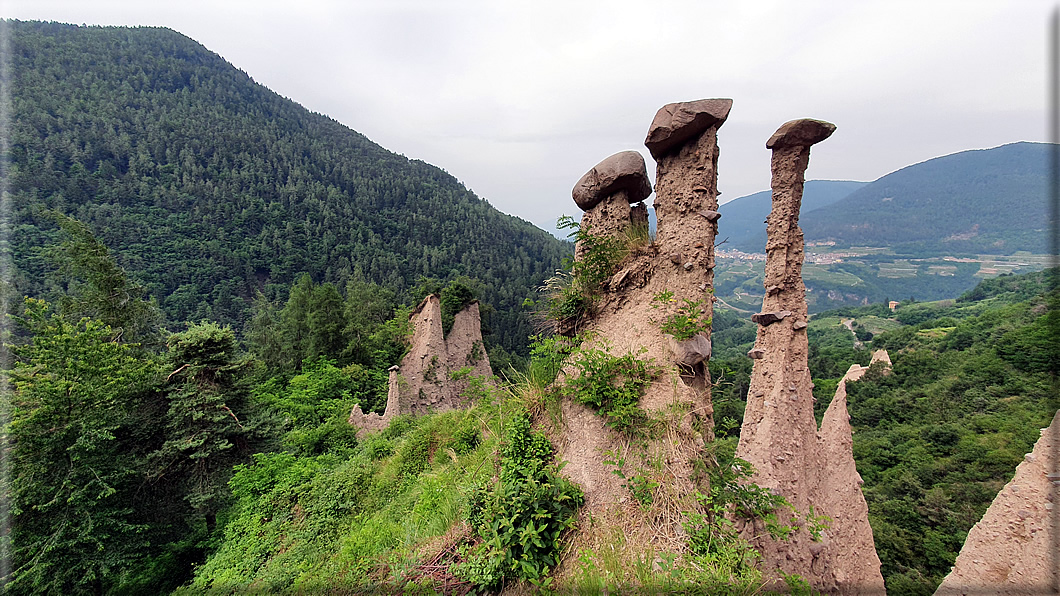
349, 365, 401, 432
349, 295, 492, 434
649, 98, 731, 254
935, 410, 1059, 595
555, 99, 730, 519
573, 150, 653, 211
644, 98, 732, 160
734, 119, 886, 593
572, 150, 652, 262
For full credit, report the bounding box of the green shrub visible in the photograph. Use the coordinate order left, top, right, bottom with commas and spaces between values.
526, 334, 579, 388
538, 216, 627, 325
396, 428, 433, 478
284, 416, 359, 456
448, 417, 481, 455
454, 411, 583, 591
563, 345, 661, 432
653, 291, 711, 340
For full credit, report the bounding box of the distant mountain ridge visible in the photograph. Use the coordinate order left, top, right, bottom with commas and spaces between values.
9, 21, 571, 354
800, 142, 1051, 254
719, 180, 868, 251
717, 142, 1051, 256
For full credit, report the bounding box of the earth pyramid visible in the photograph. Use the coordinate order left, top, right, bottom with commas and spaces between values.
733, 118, 886, 593
349, 295, 492, 434
553, 102, 884, 593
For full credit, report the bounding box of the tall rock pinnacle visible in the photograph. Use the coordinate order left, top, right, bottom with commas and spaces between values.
735, 119, 886, 593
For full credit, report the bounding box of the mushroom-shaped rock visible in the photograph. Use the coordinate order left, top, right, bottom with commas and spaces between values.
765, 118, 836, 149
572, 150, 652, 211
645, 99, 733, 159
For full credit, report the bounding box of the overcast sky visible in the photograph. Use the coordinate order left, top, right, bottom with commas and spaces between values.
3, 1, 1056, 228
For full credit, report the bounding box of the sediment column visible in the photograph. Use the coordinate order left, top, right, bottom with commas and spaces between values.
645, 98, 732, 443
737, 118, 835, 499
736, 119, 885, 593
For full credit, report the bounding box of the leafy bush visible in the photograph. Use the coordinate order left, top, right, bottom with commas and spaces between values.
454, 411, 583, 591
538, 216, 627, 326
526, 334, 579, 388
652, 291, 711, 340
447, 415, 481, 455
397, 427, 434, 478
562, 344, 661, 432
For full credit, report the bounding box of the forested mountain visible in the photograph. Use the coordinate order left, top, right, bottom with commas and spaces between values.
719, 180, 867, 251
9, 21, 570, 354
799, 142, 1051, 254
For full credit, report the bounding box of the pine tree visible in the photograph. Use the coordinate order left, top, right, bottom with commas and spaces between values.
152, 322, 255, 532
7, 299, 158, 594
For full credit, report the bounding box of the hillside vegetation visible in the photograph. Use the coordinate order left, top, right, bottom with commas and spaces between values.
7, 19, 1058, 596
9, 21, 570, 356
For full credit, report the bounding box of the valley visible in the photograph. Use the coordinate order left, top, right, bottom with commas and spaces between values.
715, 245, 1051, 313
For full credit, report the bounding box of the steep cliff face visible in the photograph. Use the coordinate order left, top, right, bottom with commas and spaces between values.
935, 410, 1059, 595
733, 119, 886, 593
349, 295, 492, 433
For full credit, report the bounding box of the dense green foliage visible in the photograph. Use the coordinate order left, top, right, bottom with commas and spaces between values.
852, 290, 1057, 594
154, 322, 262, 531
8, 300, 159, 595
182, 407, 489, 593
43, 210, 163, 346
561, 343, 662, 432
244, 272, 409, 384
5, 220, 404, 594
456, 411, 583, 591
10, 20, 570, 355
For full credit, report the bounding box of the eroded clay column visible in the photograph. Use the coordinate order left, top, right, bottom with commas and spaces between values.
571, 150, 652, 260
645, 99, 731, 445
734, 118, 836, 588
738, 118, 834, 496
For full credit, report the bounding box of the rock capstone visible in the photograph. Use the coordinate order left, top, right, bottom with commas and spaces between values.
751, 310, 792, 326
572, 150, 652, 211
573, 151, 653, 263
645, 99, 733, 159
765, 118, 836, 150
646, 98, 731, 442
